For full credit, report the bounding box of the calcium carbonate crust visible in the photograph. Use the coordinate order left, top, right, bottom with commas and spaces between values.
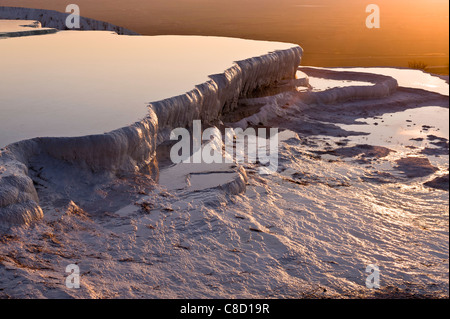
0, 6, 138, 35
0, 44, 303, 227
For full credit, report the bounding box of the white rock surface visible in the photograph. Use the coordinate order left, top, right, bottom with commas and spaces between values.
0, 19, 56, 37
0, 6, 138, 35
0, 13, 447, 299
0, 64, 448, 299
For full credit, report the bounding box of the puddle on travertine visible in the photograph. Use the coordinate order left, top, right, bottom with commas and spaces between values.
336, 106, 449, 171
276, 104, 448, 178
306, 77, 373, 92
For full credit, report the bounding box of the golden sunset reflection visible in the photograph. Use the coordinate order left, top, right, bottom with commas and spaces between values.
1, 0, 448, 72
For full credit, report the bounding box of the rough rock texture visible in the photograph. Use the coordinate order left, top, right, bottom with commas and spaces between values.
395, 157, 439, 178
424, 174, 450, 191
0, 110, 159, 226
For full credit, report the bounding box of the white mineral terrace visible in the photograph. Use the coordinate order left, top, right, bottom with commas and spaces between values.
0, 16, 449, 299
0, 20, 300, 148
0, 19, 44, 33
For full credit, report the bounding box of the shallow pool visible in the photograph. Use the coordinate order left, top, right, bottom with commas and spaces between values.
0, 22, 297, 147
